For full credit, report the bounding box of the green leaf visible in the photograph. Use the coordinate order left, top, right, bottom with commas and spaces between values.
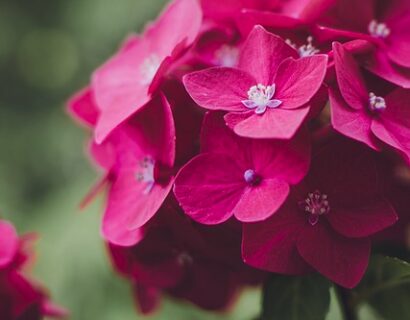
353, 255, 410, 320
261, 274, 331, 320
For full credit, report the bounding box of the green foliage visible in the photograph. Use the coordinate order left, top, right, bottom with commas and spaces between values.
352, 255, 410, 320
261, 274, 331, 320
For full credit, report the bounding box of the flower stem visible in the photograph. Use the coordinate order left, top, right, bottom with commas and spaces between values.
335, 286, 358, 320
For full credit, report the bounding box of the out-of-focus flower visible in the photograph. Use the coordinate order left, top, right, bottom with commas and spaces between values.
0, 220, 65, 320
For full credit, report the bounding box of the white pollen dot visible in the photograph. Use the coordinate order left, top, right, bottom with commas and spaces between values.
368, 92, 387, 112
368, 20, 391, 38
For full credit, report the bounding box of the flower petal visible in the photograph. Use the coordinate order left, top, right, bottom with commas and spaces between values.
233, 179, 290, 222
328, 199, 398, 238
297, 222, 370, 288
226, 106, 310, 139
329, 86, 382, 151
365, 49, 410, 89
274, 55, 328, 109
66, 87, 99, 128
332, 42, 369, 110
238, 25, 298, 84
174, 153, 245, 225
183, 67, 256, 112
242, 198, 311, 275
371, 88, 410, 162
0, 220, 19, 268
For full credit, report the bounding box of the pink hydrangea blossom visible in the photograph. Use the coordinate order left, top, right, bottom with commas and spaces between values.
97, 94, 176, 246
242, 137, 398, 288
330, 42, 410, 163
316, 0, 410, 88
174, 112, 310, 224
183, 25, 328, 139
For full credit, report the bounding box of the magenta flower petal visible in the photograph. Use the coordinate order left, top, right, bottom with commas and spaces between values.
92, 0, 202, 143
234, 179, 290, 222
238, 25, 298, 84
386, 11, 410, 68
328, 200, 398, 238
242, 200, 312, 275
329, 87, 382, 151
102, 174, 173, 246
183, 67, 256, 112
332, 42, 368, 110
274, 55, 328, 109
297, 223, 370, 288
102, 94, 176, 246
226, 106, 310, 139
366, 49, 410, 89
67, 87, 99, 128
0, 220, 18, 268
174, 153, 245, 225
371, 89, 410, 162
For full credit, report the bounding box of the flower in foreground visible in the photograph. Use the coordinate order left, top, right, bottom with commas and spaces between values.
330, 42, 410, 163
174, 111, 310, 224
242, 137, 398, 288
183, 25, 328, 139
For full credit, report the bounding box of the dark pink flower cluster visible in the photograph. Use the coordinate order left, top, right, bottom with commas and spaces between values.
0, 220, 65, 320
68, 0, 410, 313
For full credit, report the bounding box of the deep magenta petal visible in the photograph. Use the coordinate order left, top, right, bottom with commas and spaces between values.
174, 154, 245, 225
274, 55, 328, 110
297, 223, 370, 288
329, 86, 382, 151
333, 42, 368, 110
183, 67, 256, 112
242, 199, 311, 275
365, 49, 410, 89
66, 87, 99, 128
371, 88, 410, 162
238, 25, 298, 84
0, 220, 18, 268
328, 200, 398, 238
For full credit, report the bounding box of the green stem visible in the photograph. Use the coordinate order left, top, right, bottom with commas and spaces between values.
335, 286, 358, 320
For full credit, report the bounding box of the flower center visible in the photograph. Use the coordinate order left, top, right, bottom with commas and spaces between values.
368, 20, 390, 38
242, 84, 282, 115
299, 190, 330, 226
368, 92, 387, 112
176, 251, 194, 266
286, 36, 320, 57
135, 156, 156, 194
140, 54, 161, 85
243, 169, 261, 186
215, 45, 239, 67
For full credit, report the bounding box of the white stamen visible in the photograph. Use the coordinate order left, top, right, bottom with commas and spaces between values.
135, 156, 155, 194
300, 190, 330, 226
368, 20, 390, 38
286, 36, 320, 57
243, 169, 261, 185
215, 45, 239, 67
368, 92, 387, 112
242, 84, 282, 115
140, 54, 161, 85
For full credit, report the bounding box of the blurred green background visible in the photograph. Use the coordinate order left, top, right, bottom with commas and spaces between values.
0, 1, 379, 319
